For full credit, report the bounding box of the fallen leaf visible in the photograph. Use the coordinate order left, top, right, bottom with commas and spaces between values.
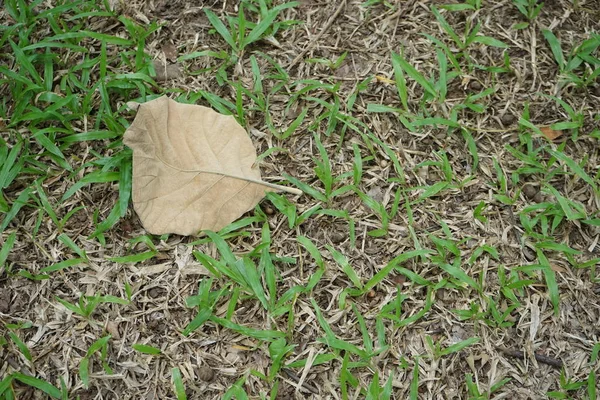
123, 96, 300, 235
539, 126, 563, 140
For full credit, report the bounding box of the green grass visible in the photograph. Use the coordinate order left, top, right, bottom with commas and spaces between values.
1, 0, 600, 398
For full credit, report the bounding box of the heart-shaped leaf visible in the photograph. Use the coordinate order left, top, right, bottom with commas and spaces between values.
123, 96, 299, 235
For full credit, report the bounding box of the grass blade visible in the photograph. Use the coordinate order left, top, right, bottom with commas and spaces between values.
132, 343, 161, 355
61, 171, 119, 202
86, 335, 111, 357
204, 9, 237, 52
12, 373, 61, 399
108, 251, 157, 263
182, 308, 212, 336
392, 52, 436, 98
439, 261, 480, 291
8, 332, 32, 361
472, 36, 509, 48
542, 29, 565, 70
40, 258, 86, 274
537, 250, 560, 315
326, 245, 362, 289
205, 230, 238, 267
431, 6, 462, 48
0, 187, 33, 233
283, 173, 327, 202
172, 368, 187, 400
244, 10, 278, 47
410, 358, 419, 400
0, 141, 22, 189
119, 156, 132, 217
210, 316, 285, 341
9, 39, 43, 85
0, 232, 16, 271
546, 148, 597, 192
439, 337, 479, 356
391, 52, 409, 110
79, 357, 90, 388
311, 298, 369, 359
363, 249, 432, 293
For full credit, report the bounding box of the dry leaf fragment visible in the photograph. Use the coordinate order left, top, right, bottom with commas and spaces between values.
375, 75, 394, 84
123, 96, 300, 236
126, 101, 141, 111
152, 60, 182, 81
105, 321, 121, 339
539, 126, 563, 140
161, 43, 178, 62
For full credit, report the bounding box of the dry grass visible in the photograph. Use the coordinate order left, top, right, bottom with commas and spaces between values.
1, 0, 600, 399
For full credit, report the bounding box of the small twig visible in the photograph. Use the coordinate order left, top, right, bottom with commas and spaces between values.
461, 124, 519, 133
573, 5, 600, 15
288, 0, 347, 69
498, 347, 563, 369
282, 368, 320, 395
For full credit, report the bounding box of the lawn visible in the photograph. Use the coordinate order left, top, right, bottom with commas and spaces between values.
1, 0, 599, 399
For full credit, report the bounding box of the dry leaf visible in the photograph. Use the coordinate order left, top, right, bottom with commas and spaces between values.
539, 126, 563, 140
123, 96, 300, 235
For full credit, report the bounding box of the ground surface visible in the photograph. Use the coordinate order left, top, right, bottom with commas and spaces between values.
1, 0, 600, 399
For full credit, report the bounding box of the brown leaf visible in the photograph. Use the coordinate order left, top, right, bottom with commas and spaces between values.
539, 126, 563, 140
123, 96, 300, 235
